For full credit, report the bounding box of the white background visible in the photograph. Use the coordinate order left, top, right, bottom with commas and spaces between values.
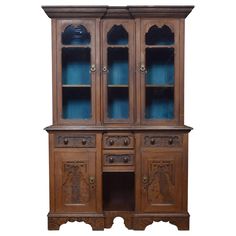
0, 0, 236, 235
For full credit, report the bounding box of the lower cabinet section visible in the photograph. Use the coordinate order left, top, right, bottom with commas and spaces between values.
141, 151, 183, 212
48, 131, 189, 231
54, 150, 97, 212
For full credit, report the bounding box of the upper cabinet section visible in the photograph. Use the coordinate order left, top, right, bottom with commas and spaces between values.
42, 6, 193, 126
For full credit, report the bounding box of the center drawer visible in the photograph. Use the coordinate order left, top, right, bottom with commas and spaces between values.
103, 133, 134, 149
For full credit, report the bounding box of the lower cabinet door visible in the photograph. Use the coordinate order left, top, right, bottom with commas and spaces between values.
54, 150, 96, 212
141, 151, 183, 212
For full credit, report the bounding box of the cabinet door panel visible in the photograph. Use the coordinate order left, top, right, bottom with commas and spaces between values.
101, 20, 135, 124
57, 20, 97, 124
55, 150, 96, 212
141, 151, 182, 212
140, 19, 180, 125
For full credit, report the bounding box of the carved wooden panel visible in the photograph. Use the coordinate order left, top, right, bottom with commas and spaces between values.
55, 133, 96, 148
103, 133, 134, 149
104, 154, 134, 166
142, 134, 182, 148
141, 151, 182, 212
62, 161, 90, 204
55, 150, 96, 212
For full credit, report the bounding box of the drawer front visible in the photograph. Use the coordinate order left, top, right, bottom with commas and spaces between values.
103, 134, 134, 149
104, 154, 134, 166
142, 134, 182, 148
55, 134, 96, 148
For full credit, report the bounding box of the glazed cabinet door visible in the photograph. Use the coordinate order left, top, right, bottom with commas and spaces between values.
141, 151, 183, 212
57, 20, 97, 124
54, 150, 97, 212
139, 19, 180, 125
101, 20, 135, 124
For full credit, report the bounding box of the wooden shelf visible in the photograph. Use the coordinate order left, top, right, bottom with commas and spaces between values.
145, 45, 175, 48
107, 45, 128, 48
61, 45, 90, 48
62, 84, 91, 88
107, 84, 128, 88
146, 84, 174, 88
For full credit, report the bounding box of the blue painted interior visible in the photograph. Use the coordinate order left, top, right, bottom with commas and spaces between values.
108, 48, 128, 85
145, 87, 174, 119
62, 48, 91, 85
108, 88, 129, 119
62, 25, 91, 45
145, 25, 174, 45
146, 48, 174, 85
107, 25, 128, 45
63, 87, 91, 119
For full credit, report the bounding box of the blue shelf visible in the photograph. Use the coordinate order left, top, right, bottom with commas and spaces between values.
62, 87, 91, 119
146, 48, 174, 85
108, 87, 129, 119
145, 87, 174, 119
108, 47, 128, 85
62, 48, 91, 85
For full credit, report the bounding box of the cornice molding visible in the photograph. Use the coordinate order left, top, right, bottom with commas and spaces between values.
42, 5, 194, 19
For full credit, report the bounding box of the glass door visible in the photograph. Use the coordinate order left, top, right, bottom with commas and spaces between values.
59, 20, 96, 124
140, 20, 179, 124
102, 20, 134, 124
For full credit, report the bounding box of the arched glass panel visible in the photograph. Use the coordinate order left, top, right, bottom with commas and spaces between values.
62, 25, 91, 45
107, 25, 128, 45
145, 25, 174, 45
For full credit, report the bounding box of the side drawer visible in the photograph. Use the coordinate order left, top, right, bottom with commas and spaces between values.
142, 134, 183, 148
55, 133, 96, 148
103, 133, 134, 149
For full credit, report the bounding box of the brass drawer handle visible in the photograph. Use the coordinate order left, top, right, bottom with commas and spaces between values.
82, 139, 87, 145
108, 157, 114, 163
123, 156, 129, 163
109, 139, 114, 146
168, 138, 173, 145
150, 138, 155, 145
123, 138, 129, 146
63, 138, 69, 145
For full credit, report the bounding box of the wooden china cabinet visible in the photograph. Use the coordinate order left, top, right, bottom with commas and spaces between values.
43, 5, 194, 231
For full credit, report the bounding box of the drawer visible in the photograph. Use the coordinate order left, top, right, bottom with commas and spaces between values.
103, 133, 134, 149
55, 134, 96, 148
142, 134, 182, 148
104, 154, 134, 166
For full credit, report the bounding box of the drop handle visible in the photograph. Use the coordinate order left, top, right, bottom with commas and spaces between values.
123, 156, 129, 163
90, 64, 96, 72
63, 138, 69, 145
82, 139, 87, 145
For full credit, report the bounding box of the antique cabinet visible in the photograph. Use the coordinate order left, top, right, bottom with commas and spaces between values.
43, 5, 193, 231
